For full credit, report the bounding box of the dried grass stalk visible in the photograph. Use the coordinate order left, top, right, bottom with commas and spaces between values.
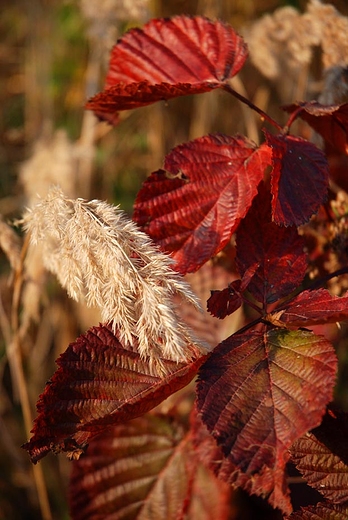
22, 187, 205, 363
0, 216, 22, 272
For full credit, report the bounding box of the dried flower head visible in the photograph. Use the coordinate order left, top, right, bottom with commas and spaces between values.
245, 0, 348, 86
22, 187, 206, 364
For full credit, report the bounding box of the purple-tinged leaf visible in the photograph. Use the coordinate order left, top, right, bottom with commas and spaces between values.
266, 131, 329, 226
196, 328, 337, 514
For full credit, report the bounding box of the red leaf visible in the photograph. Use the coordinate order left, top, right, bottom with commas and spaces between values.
287, 503, 348, 520
196, 328, 337, 514
133, 135, 271, 273
69, 414, 231, 520
86, 16, 248, 118
291, 408, 348, 505
235, 183, 307, 306
278, 289, 348, 327
22, 324, 206, 463
266, 131, 329, 226
283, 102, 348, 155
207, 280, 243, 319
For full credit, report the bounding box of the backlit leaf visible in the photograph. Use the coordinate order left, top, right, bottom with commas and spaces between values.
235, 183, 307, 306
22, 324, 206, 463
291, 408, 348, 504
86, 16, 248, 118
69, 414, 231, 520
196, 328, 337, 514
266, 132, 329, 226
287, 503, 348, 520
278, 289, 348, 327
283, 102, 348, 155
133, 135, 271, 273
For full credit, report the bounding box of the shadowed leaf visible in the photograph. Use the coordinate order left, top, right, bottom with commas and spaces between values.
278, 289, 348, 327
196, 328, 337, 514
287, 503, 348, 519
69, 414, 231, 520
283, 102, 348, 155
22, 324, 206, 463
291, 408, 348, 505
235, 183, 307, 306
86, 16, 248, 119
266, 132, 329, 226
133, 135, 271, 273
207, 280, 243, 319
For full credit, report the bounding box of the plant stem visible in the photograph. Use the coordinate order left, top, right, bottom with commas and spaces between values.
223, 82, 283, 132
9, 235, 52, 520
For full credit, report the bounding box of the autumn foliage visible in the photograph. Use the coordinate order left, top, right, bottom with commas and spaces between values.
23, 14, 348, 519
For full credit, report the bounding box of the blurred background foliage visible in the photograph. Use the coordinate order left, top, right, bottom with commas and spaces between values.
1, 0, 348, 519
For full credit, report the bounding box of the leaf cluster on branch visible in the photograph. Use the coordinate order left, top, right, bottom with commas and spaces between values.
22, 13, 348, 519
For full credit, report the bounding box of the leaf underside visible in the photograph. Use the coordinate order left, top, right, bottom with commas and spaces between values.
23, 324, 206, 463
287, 502, 348, 520
69, 414, 231, 520
86, 15, 248, 119
291, 407, 348, 505
196, 328, 337, 514
133, 135, 271, 273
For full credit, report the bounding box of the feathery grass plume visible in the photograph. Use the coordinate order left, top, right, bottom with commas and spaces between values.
22, 187, 206, 363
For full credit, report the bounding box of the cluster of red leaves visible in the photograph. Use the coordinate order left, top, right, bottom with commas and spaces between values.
24, 15, 348, 519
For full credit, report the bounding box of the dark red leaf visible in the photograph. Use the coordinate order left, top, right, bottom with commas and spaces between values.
133, 135, 271, 273
287, 502, 348, 519
86, 16, 248, 118
283, 102, 348, 155
278, 289, 348, 327
22, 324, 206, 463
235, 183, 307, 306
69, 413, 231, 520
291, 408, 348, 505
196, 328, 337, 514
266, 131, 329, 226
207, 280, 243, 319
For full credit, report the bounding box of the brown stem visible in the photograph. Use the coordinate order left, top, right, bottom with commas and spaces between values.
9, 235, 52, 520
222, 83, 283, 132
